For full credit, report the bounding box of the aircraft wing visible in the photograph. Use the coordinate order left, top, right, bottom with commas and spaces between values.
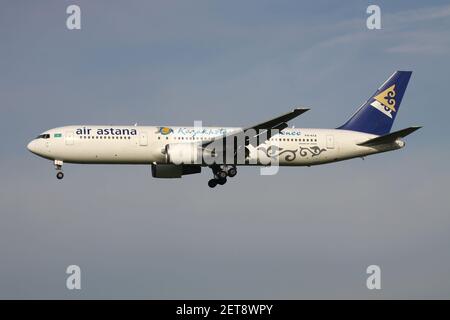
201, 108, 309, 148
242, 108, 310, 132
357, 126, 422, 147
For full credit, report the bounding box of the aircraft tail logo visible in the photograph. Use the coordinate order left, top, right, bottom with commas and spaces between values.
338, 71, 412, 135
370, 84, 396, 118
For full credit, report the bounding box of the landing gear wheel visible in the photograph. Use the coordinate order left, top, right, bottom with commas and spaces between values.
217, 170, 227, 179
217, 178, 227, 185
56, 172, 64, 180
208, 179, 218, 188
227, 167, 237, 177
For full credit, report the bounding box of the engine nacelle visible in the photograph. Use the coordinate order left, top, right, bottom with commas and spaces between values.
151, 164, 201, 178
165, 143, 202, 165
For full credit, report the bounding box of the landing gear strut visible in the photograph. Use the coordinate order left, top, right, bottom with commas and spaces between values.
54, 160, 64, 180
207, 165, 237, 188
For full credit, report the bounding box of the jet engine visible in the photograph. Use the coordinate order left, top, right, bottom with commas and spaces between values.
151, 164, 201, 178
165, 143, 202, 165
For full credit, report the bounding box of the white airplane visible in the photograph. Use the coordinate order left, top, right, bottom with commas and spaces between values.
27, 71, 420, 188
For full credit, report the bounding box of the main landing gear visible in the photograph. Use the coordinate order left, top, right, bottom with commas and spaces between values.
208, 165, 237, 188
54, 160, 64, 180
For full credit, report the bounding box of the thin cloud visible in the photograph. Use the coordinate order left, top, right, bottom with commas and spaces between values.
293, 4, 450, 58
391, 3, 450, 24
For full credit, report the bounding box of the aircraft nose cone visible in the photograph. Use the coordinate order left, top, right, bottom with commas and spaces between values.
27, 140, 38, 154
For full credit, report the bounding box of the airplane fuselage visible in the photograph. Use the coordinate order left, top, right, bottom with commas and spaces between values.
27, 125, 403, 166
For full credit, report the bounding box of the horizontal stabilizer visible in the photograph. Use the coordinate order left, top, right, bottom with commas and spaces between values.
357, 126, 422, 147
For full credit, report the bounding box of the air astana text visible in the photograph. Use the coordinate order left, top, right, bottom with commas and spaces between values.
75, 127, 137, 136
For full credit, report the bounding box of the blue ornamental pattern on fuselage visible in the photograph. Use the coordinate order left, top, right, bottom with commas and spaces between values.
257, 145, 327, 162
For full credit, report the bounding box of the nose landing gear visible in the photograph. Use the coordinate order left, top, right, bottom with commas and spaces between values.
54, 160, 64, 180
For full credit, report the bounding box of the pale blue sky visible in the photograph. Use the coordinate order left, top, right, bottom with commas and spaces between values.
0, 0, 449, 298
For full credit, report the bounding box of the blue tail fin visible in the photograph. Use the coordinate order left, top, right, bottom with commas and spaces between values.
338, 71, 412, 135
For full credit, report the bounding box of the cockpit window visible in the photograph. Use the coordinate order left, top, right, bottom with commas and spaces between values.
36, 134, 50, 139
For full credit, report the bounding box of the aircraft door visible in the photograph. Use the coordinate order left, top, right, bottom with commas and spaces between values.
139, 131, 148, 146
326, 135, 334, 149
65, 131, 74, 145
